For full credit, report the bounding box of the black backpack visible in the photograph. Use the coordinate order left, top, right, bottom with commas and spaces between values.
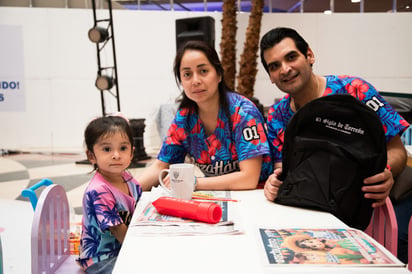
275, 94, 387, 230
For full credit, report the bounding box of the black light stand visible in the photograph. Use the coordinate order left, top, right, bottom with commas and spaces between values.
77, 0, 150, 167
129, 119, 151, 168
88, 0, 120, 116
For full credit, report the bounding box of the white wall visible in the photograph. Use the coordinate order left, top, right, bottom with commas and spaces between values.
0, 7, 411, 153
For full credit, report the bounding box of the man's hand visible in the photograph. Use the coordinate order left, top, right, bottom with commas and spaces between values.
264, 168, 283, 201
362, 167, 394, 208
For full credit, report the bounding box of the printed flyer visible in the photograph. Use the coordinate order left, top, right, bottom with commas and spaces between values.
130, 190, 242, 236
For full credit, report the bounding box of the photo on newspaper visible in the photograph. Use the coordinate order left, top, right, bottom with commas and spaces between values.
258, 228, 404, 266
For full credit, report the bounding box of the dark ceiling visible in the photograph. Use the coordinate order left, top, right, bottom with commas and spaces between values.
116, 0, 412, 12
1, 0, 411, 12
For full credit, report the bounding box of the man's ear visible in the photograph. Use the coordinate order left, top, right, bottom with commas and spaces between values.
307, 47, 315, 66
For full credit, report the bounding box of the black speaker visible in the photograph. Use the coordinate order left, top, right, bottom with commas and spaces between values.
175, 16, 215, 50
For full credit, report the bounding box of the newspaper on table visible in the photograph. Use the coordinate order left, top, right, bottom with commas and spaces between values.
130, 187, 242, 236
258, 228, 404, 267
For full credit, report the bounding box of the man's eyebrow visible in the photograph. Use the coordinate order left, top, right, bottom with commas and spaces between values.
267, 50, 299, 67
267, 60, 279, 68
285, 50, 299, 57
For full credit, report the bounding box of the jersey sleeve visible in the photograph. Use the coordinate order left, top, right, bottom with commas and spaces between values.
337, 76, 410, 140
232, 98, 271, 162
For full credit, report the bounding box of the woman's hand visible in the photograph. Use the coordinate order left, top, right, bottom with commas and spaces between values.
160, 174, 171, 188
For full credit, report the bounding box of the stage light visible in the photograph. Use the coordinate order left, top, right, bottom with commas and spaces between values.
95, 75, 114, 90
88, 26, 109, 43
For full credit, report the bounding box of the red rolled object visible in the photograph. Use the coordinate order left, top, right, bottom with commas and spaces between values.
152, 196, 222, 224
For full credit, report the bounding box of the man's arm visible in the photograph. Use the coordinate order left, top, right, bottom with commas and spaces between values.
387, 135, 408, 177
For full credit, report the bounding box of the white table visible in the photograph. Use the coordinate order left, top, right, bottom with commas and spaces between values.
405, 145, 412, 156
113, 189, 409, 274
0, 199, 33, 274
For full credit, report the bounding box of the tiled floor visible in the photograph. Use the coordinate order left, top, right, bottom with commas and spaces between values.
0, 151, 152, 213
0, 151, 153, 273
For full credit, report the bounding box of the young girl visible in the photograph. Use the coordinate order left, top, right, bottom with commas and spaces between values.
77, 115, 142, 273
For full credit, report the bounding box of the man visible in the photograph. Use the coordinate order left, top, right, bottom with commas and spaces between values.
260, 26, 410, 261
260, 27, 409, 208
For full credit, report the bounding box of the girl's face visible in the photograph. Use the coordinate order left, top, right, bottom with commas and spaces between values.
300, 238, 326, 250
179, 49, 221, 106
87, 131, 133, 178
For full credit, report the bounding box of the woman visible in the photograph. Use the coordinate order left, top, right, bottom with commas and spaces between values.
138, 40, 273, 191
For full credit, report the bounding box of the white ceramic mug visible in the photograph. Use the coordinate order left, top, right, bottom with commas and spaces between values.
158, 163, 195, 200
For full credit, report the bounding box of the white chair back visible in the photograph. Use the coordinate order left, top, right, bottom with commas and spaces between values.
401, 125, 412, 146
31, 184, 83, 274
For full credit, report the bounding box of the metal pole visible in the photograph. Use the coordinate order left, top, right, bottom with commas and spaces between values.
360, 0, 364, 13
107, 0, 121, 112
393, 0, 397, 13
91, 0, 106, 116
330, 0, 334, 13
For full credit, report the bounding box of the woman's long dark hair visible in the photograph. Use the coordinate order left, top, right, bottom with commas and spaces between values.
173, 40, 233, 124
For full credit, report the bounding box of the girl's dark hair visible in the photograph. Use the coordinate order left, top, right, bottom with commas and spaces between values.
173, 40, 233, 117
260, 27, 309, 73
84, 116, 133, 153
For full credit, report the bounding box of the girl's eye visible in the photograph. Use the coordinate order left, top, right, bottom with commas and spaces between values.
200, 69, 208, 75
103, 147, 111, 152
120, 146, 129, 151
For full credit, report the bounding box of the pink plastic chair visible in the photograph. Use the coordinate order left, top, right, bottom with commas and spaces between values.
0, 233, 3, 274
408, 216, 412, 271
31, 183, 83, 274
365, 197, 398, 256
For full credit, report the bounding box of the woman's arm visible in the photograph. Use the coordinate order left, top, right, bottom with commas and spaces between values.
195, 156, 262, 190
137, 159, 170, 191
